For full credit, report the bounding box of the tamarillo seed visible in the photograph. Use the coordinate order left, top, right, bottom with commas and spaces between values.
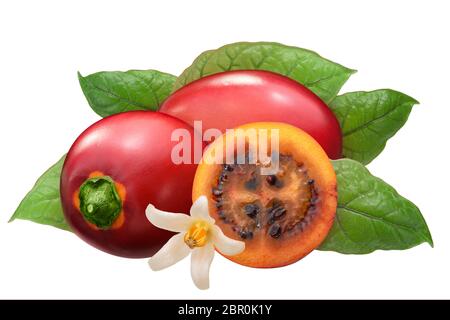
212, 188, 223, 197
269, 223, 282, 238
266, 175, 277, 185
274, 207, 287, 218
244, 176, 258, 190
218, 210, 226, 220
220, 173, 228, 182
267, 211, 275, 225
239, 230, 253, 239
244, 203, 259, 218
224, 164, 234, 172
266, 175, 284, 188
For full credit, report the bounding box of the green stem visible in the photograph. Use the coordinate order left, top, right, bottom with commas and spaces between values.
78, 176, 122, 229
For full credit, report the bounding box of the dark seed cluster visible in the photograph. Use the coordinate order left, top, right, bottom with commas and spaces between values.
212, 158, 318, 241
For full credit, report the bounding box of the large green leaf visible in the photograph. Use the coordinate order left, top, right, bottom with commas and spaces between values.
330, 90, 418, 164
10, 156, 70, 231
79, 69, 176, 117
174, 42, 355, 104
318, 159, 432, 254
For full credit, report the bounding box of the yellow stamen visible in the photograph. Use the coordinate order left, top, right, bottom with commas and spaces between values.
184, 221, 209, 249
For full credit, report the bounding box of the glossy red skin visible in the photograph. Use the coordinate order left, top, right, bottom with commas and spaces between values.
61, 111, 201, 258
160, 70, 342, 159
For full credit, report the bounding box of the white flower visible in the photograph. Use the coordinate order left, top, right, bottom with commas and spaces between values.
145, 196, 245, 290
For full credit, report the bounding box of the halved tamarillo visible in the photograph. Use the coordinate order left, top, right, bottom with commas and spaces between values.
192, 122, 337, 268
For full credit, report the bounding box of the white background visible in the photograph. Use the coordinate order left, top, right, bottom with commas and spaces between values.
0, 0, 449, 299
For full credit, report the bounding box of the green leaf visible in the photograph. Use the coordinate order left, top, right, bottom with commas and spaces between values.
174, 42, 355, 103
78, 69, 177, 117
318, 159, 433, 254
329, 89, 418, 164
10, 156, 70, 231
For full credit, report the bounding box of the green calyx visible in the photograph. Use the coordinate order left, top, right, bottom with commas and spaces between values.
78, 176, 122, 229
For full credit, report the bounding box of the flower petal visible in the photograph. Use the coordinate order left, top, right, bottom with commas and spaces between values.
211, 225, 245, 256
191, 243, 215, 290
190, 196, 214, 222
148, 233, 190, 271
146, 204, 191, 232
